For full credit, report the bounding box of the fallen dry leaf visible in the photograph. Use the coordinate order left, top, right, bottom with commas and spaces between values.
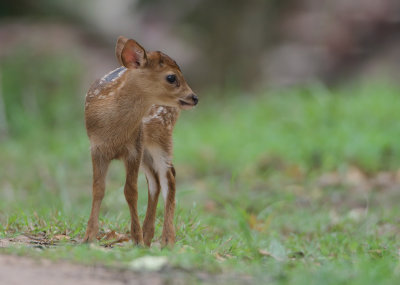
285, 164, 304, 180
371, 171, 396, 190
258, 249, 272, 257
0, 239, 12, 248
101, 230, 130, 246
215, 253, 226, 262
248, 214, 258, 230
204, 200, 217, 212
104, 230, 118, 240
317, 172, 341, 187
345, 166, 368, 187
13, 235, 33, 243
53, 234, 71, 241
258, 249, 285, 261
248, 214, 271, 232
368, 249, 383, 255
178, 244, 195, 253
104, 231, 129, 241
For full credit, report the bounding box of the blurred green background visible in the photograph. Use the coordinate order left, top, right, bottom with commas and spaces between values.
1, 1, 400, 284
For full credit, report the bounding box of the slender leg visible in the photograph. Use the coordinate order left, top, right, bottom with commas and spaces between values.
161, 167, 176, 247
124, 155, 144, 246
83, 153, 110, 242
142, 165, 161, 247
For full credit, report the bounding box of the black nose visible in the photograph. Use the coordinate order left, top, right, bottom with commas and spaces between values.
192, 94, 198, 105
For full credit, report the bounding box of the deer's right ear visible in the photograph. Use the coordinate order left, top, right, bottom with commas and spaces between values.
115, 36, 129, 66
115, 36, 147, 68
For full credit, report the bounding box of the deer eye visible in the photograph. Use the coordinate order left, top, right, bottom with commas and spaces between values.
166, 74, 176, 84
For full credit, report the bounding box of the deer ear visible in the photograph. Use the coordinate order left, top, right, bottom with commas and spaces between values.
115, 36, 129, 66
115, 36, 147, 68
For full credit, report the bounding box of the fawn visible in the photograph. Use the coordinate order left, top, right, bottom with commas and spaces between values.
83, 36, 198, 247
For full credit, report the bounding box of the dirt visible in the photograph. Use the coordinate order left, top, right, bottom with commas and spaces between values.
0, 253, 235, 285
0, 254, 151, 285
0, 236, 166, 285
0, 254, 253, 285
0, 236, 252, 285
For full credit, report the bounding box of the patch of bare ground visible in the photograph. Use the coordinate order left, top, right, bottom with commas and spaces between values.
0, 254, 144, 285
0, 253, 253, 285
0, 235, 253, 285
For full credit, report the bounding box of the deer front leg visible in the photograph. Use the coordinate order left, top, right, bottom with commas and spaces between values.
142, 165, 160, 247
124, 155, 144, 246
83, 153, 110, 243
161, 167, 176, 247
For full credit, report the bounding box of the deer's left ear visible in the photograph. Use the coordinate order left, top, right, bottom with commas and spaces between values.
115, 36, 147, 68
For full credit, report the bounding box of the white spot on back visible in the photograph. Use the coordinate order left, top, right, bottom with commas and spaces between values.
142, 106, 167, 124
100, 66, 127, 83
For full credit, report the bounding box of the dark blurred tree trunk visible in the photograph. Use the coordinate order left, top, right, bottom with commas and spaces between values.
181, 0, 293, 90
0, 72, 9, 139
137, 0, 294, 90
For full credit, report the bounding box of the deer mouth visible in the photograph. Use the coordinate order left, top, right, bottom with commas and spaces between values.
179, 99, 195, 109
178, 94, 198, 110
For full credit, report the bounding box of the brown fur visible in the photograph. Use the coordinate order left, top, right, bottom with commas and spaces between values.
83, 36, 197, 247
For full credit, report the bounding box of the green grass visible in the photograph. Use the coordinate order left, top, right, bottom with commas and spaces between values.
1, 51, 400, 284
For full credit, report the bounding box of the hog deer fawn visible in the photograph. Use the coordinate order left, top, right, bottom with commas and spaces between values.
83, 36, 198, 247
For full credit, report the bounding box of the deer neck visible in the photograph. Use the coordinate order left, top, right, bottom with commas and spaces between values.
116, 75, 155, 130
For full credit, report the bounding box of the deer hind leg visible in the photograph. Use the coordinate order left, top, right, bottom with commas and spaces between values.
161, 165, 176, 247
142, 156, 161, 247
142, 147, 176, 247
123, 153, 144, 246
83, 152, 110, 243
